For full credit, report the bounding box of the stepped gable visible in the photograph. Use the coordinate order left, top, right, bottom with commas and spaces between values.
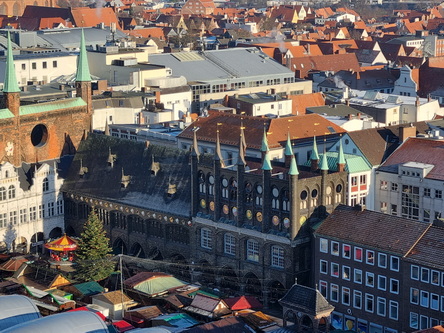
62, 134, 192, 217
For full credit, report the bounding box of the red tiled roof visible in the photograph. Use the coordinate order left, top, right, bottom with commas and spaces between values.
288, 92, 325, 115
290, 53, 360, 78
71, 7, 120, 28
179, 111, 345, 150
267, 114, 346, 145
125, 27, 165, 39
380, 137, 444, 181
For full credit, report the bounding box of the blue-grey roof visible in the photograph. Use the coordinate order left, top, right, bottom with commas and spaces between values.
0, 295, 41, 331
62, 133, 192, 218
148, 48, 293, 83
0, 310, 109, 333
36, 27, 127, 50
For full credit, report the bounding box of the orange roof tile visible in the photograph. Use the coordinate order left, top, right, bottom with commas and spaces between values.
267, 113, 346, 144
288, 92, 325, 115
126, 27, 165, 39
71, 7, 120, 28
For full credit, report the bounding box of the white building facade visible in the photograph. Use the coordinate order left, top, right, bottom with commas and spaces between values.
0, 161, 65, 253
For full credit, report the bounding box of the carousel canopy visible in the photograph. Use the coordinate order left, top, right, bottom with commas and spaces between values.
44, 235, 78, 252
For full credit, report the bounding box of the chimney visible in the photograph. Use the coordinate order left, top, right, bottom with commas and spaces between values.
399, 125, 416, 142
139, 111, 145, 125
59, 84, 65, 91
357, 112, 361, 119
415, 96, 420, 107
155, 90, 161, 104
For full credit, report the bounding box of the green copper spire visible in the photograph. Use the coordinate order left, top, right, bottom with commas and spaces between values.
310, 136, 319, 161
76, 29, 91, 82
4, 31, 20, 93
338, 139, 346, 165
261, 128, 269, 152
289, 155, 299, 176
284, 132, 293, 156
261, 150, 272, 171
320, 152, 329, 171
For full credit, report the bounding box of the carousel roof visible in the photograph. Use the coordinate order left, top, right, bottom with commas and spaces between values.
44, 235, 78, 251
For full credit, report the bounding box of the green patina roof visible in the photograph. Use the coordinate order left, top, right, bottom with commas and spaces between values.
188, 290, 219, 298
133, 276, 186, 296
304, 152, 371, 173
284, 133, 293, 156
289, 155, 299, 176
310, 136, 319, 161
260, 129, 269, 152
0, 108, 14, 119
4, 31, 20, 93
75, 29, 91, 82
261, 150, 272, 171
73, 281, 104, 296
20, 97, 86, 116
320, 151, 329, 171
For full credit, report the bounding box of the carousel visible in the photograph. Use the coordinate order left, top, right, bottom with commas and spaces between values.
44, 234, 78, 268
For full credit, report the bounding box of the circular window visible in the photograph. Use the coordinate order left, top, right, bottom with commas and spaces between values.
336, 184, 343, 193
300, 190, 308, 200
256, 185, 263, 194
272, 187, 279, 198
208, 175, 215, 184
326, 186, 332, 195
311, 189, 318, 198
345, 139, 349, 145
31, 124, 48, 147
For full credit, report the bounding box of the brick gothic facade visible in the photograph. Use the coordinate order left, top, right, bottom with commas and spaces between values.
0, 82, 92, 167
63, 133, 347, 305
0, 0, 55, 16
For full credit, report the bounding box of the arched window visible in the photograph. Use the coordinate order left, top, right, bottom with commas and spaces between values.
229, 178, 237, 201
198, 171, 205, 194
255, 184, 263, 206
221, 177, 228, 199
5, 171, 9, 178
0, 187, 6, 201
311, 188, 319, 207
271, 187, 279, 209
271, 245, 284, 268
246, 239, 259, 262
245, 182, 253, 203
300, 189, 308, 209
282, 189, 289, 211
43, 177, 49, 192
8, 185, 15, 199
208, 174, 214, 195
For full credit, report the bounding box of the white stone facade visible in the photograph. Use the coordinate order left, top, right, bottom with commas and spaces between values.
0, 161, 64, 253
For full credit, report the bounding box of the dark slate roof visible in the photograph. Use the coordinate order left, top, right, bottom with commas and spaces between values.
405, 226, 444, 269
279, 284, 334, 316
347, 121, 432, 166
61, 134, 191, 217
315, 205, 430, 255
